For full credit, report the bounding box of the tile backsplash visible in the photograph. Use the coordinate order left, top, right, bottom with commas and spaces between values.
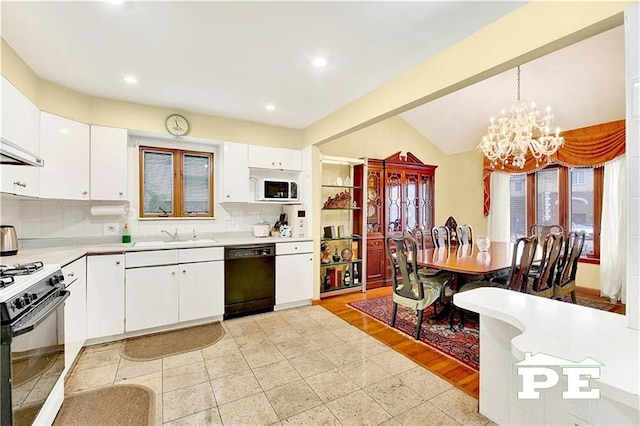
0, 196, 283, 240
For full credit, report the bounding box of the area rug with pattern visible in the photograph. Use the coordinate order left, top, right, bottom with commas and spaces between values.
347, 295, 619, 371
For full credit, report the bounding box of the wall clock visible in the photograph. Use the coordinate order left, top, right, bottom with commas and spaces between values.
165, 114, 189, 136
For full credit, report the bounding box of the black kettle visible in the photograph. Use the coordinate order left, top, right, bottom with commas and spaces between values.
0, 225, 18, 256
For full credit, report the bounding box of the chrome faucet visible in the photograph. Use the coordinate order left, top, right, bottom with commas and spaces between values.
161, 228, 179, 241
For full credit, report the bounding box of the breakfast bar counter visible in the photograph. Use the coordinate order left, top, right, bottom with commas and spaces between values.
454, 287, 639, 426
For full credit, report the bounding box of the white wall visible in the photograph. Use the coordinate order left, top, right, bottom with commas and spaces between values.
625, 4, 639, 331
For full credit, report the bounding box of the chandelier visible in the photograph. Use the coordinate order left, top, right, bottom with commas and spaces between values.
479, 66, 564, 169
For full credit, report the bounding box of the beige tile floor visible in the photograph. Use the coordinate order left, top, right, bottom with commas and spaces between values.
65, 305, 493, 425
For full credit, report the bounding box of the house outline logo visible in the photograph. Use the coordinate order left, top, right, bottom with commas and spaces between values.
516, 352, 603, 400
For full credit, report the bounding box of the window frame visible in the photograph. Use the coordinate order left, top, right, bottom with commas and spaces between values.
524, 164, 602, 263
139, 146, 214, 218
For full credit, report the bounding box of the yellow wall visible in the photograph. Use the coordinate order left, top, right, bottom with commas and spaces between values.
319, 115, 454, 226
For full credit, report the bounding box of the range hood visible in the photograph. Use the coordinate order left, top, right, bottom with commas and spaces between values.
0, 137, 44, 167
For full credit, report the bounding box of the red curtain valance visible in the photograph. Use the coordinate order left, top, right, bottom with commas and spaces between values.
483, 119, 626, 216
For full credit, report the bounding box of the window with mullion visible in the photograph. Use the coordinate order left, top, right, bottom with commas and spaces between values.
509, 165, 601, 261
140, 146, 214, 218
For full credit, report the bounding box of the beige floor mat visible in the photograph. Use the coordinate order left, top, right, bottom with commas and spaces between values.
53, 384, 154, 426
121, 322, 225, 361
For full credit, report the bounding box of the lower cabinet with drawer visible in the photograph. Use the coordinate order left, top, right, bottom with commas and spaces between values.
275, 241, 314, 309
125, 248, 224, 333
366, 237, 387, 288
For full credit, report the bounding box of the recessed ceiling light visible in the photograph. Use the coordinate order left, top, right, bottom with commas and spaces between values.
312, 57, 328, 68
123, 75, 138, 84
265, 104, 275, 111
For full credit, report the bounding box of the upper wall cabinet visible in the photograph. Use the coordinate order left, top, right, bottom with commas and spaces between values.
39, 112, 90, 200
1, 77, 41, 197
220, 141, 250, 202
247, 145, 302, 171
90, 125, 128, 201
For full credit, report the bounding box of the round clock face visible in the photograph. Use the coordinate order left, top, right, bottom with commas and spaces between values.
165, 114, 189, 136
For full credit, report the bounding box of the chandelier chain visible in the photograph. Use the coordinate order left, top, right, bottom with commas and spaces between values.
517, 66, 520, 102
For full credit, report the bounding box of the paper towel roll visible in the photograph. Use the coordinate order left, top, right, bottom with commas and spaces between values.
90, 205, 128, 216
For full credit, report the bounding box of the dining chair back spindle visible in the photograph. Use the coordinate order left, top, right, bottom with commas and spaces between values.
410, 226, 428, 250
431, 226, 451, 248
385, 235, 443, 339
527, 233, 563, 298
553, 231, 586, 303
455, 224, 473, 246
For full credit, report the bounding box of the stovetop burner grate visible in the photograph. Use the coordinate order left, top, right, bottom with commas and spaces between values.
0, 261, 44, 278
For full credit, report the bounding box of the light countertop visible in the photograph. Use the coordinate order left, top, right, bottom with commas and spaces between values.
0, 233, 313, 267
454, 287, 639, 408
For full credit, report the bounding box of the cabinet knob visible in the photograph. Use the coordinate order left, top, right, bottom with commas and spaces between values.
68, 272, 75, 277
116, 261, 121, 265
119, 191, 123, 196
172, 271, 176, 276
182, 270, 186, 274
82, 191, 88, 195
226, 194, 230, 198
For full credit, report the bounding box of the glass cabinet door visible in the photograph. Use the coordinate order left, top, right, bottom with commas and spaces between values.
386, 171, 402, 233
420, 173, 434, 231
366, 170, 383, 235
404, 172, 419, 231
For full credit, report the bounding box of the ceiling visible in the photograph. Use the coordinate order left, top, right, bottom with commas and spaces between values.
1, 2, 626, 154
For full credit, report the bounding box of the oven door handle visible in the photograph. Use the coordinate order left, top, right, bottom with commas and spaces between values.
12, 290, 70, 338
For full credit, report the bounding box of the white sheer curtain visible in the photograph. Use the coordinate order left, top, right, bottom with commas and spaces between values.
487, 171, 511, 243
600, 156, 626, 303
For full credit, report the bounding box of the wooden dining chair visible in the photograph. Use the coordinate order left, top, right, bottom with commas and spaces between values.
385, 235, 450, 339
455, 224, 473, 246
431, 226, 451, 248
527, 233, 563, 298
410, 226, 428, 250
451, 235, 538, 330
553, 231, 586, 303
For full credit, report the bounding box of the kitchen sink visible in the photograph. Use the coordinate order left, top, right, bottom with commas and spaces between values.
133, 238, 218, 247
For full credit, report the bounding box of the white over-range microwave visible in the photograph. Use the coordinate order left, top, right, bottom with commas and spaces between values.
255, 178, 299, 201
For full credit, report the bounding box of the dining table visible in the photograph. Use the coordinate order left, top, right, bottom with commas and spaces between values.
415, 241, 515, 276
413, 241, 517, 323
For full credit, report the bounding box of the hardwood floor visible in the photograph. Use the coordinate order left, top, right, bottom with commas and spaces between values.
317, 286, 625, 400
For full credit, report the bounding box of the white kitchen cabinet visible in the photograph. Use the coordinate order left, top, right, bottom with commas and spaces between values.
275, 241, 314, 308
125, 265, 179, 332
220, 141, 250, 202
179, 260, 224, 322
39, 112, 90, 200
124, 247, 222, 333
1, 76, 41, 197
90, 125, 128, 201
63, 257, 86, 373
248, 145, 302, 171
87, 254, 125, 340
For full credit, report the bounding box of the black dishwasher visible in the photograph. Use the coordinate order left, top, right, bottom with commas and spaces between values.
224, 244, 275, 319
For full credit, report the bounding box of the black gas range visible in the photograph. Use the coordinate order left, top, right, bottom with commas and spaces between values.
1, 261, 68, 425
